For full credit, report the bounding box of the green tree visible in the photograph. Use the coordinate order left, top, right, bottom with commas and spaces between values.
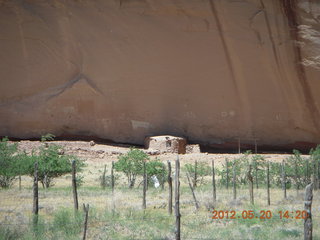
310, 145, 320, 188
26, 135, 85, 188
146, 159, 166, 187
251, 154, 266, 188
114, 148, 149, 188
0, 137, 20, 188
183, 162, 210, 187
217, 151, 266, 187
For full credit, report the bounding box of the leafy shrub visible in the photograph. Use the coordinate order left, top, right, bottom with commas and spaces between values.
26, 135, 85, 188
216, 158, 232, 188
251, 154, 266, 188
99, 167, 120, 189
0, 135, 85, 189
41, 133, 55, 142
310, 145, 320, 160
0, 137, 21, 188
114, 148, 166, 188
114, 148, 149, 188
183, 161, 210, 187
284, 150, 306, 189
217, 152, 267, 188
146, 159, 166, 188
232, 151, 251, 185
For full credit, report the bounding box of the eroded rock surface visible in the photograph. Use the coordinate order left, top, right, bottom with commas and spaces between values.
0, 0, 319, 150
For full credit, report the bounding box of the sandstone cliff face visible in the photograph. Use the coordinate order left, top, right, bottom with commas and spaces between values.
0, 0, 319, 150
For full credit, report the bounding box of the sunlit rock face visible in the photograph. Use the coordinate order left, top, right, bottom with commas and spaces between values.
0, 0, 319, 150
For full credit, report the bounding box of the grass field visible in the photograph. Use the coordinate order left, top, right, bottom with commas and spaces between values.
1, 154, 319, 240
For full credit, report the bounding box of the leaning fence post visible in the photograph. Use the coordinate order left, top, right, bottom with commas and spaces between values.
186, 172, 199, 210
212, 159, 216, 202
72, 160, 79, 211
193, 160, 197, 188
143, 160, 147, 209
82, 203, 90, 240
33, 161, 39, 228
282, 160, 287, 199
232, 160, 236, 200
175, 155, 181, 240
267, 161, 270, 206
304, 183, 313, 240
168, 161, 173, 215
247, 164, 254, 205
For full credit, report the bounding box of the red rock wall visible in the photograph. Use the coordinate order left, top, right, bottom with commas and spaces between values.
0, 0, 319, 149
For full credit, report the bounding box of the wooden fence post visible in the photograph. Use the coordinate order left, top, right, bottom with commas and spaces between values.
226, 158, 229, 190
82, 203, 90, 240
304, 183, 313, 240
232, 160, 236, 200
255, 164, 259, 189
72, 160, 79, 211
19, 174, 22, 191
282, 160, 287, 199
306, 159, 310, 184
102, 165, 107, 189
162, 165, 165, 190
168, 161, 172, 215
33, 162, 39, 228
267, 161, 270, 206
238, 138, 241, 154
175, 155, 181, 240
111, 161, 115, 194
143, 161, 147, 209
312, 157, 317, 190
168, 161, 173, 215
193, 160, 197, 188
247, 164, 254, 205
212, 160, 216, 202
186, 172, 199, 210
294, 159, 299, 195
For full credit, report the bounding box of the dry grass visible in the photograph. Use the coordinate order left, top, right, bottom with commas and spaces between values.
0, 149, 318, 239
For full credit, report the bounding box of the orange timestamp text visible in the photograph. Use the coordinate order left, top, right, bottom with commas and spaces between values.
211, 210, 309, 220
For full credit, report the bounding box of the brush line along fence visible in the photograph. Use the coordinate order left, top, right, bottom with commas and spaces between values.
26, 155, 318, 240
2, 152, 319, 239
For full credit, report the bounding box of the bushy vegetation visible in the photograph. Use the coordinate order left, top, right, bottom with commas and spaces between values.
2, 143, 320, 240
146, 158, 166, 187
217, 151, 257, 187
0, 137, 28, 188
114, 148, 166, 188
0, 135, 84, 189
215, 148, 320, 190
183, 161, 211, 187
26, 144, 84, 188
114, 148, 148, 188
